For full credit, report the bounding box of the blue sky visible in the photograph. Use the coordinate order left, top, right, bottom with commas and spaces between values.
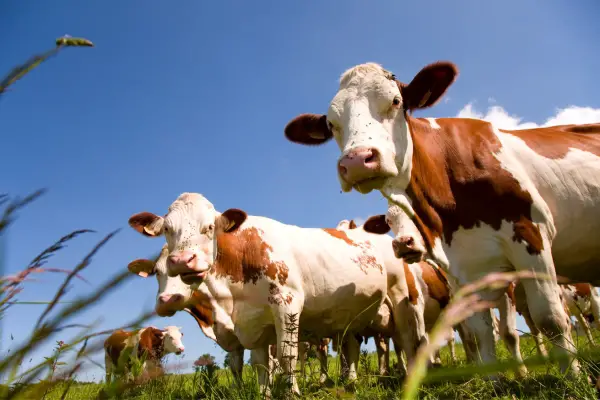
2, 0, 599, 382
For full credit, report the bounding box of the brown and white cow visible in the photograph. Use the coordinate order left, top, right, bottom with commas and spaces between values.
104, 325, 184, 382
127, 245, 331, 387
283, 61, 600, 376
127, 192, 403, 395
336, 217, 456, 374
362, 209, 530, 377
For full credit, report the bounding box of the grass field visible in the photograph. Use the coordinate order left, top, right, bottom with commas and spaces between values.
5, 332, 600, 400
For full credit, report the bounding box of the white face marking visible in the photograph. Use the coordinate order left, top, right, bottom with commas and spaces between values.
162, 325, 185, 354
161, 193, 220, 273
154, 244, 194, 310
327, 63, 413, 193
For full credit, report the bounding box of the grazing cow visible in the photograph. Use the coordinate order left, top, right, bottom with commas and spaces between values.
283, 60, 600, 376
362, 209, 530, 377
336, 218, 457, 375
127, 245, 330, 386
104, 325, 184, 382
127, 192, 395, 395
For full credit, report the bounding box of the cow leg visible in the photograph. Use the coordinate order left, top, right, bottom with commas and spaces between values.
104, 352, 113, 383
462, 309, 497, 372
389, 291, 429, 375
391, 337, 408, 377
229, 348, 244, 384
574, 310, 595, 345
521, 308, 548, 358
510, 241, 580, 377
455, 321, 476, 363
447, 331, 457, 364
375, 334, 390, 376
498, 292, 528, 378
250, 346, 272, 398
316, 339, 329, 384
272, 305, 301, 395
344, 334, 360, 384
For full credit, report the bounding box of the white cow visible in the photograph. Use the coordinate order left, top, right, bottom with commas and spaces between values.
336, 218, 458, 374
127, 192, 396, 395
127, 245, 330, 387
283, 60, 600, 376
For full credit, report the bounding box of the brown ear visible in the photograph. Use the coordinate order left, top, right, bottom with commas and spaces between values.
127, 259, 156, 278
400, 61, 458, 111
363, 215, 391, 235
284, 114, 333, 145
216, 208, 248, 233
128, 212, 164, 237
348, 220, 357, 229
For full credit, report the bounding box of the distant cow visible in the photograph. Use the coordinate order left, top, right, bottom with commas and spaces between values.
284, 60, 600, 376
127, 192, 405, 395
104, 325, 184, 382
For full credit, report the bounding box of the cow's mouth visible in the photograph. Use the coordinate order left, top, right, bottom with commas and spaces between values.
180, 270, 208, 284
353, 177, 388, 194
175, 350, 182, 355
401, 250, 423, 264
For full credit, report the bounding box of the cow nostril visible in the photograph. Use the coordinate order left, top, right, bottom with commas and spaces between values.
171, 294, 184, 303
406, 237, 414, 246
186, 254, 196, 264
159, 295, 170, 304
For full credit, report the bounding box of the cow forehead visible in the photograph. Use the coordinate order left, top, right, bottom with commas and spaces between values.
338, 62, 392, 88
166, 193, 217, 226
163, 325, 182, 337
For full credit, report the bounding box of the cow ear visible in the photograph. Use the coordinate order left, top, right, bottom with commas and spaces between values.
348, 220, 357, 229
363, 215, 391, 235
400, 61, 458, 111
127, 259, 156, 277
216, 208, 247, 233
284, 114, 333, 146
128, 212, 165, 237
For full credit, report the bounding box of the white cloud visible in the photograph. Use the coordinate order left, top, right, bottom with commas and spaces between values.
352, 217, 365, 227
456, 102, 600, 130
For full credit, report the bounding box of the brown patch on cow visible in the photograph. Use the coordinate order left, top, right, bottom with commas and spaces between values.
138, 327, 164, 359
502, 123, 600, 160
104, 329, 135, 366
573, 283, 592, 300
214, 227, 289, 285
323, 228, 382, 274
187, 291, 214, 329
348, 220, 357, 229
506, 282, 516, 306
322, 228, 357, 246
403, 262, 419, 305
419, 262, 450, 309
267, 283, 293, 305
405, 117, 544, 256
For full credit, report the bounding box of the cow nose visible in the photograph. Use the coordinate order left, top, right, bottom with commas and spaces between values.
168, 251, 198, 274
158, 293, 184, 305
392, 235, 421, 260
338, 147, 380, 183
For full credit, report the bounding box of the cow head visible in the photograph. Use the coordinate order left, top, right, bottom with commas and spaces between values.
362, 205, 427, 263
128, 192, 248, 285
127, 244, 194, 317
284, 61, 458, 194
161, 325, 185, 355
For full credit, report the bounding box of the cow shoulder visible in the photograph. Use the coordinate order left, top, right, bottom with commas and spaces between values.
419, 262, 450, 308
214, 224, 289, 285
138, 327, 164, 359
403, 262, 419, 305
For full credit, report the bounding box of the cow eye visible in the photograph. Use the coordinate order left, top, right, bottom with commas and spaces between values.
392, 96, 401, 106
327, 121, 334, 131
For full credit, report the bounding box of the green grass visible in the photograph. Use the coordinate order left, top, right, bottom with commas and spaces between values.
8, 332, 600, 400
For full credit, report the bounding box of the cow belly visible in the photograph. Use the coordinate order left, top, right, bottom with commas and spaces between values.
300, 285, 385, 337
551, 221, 600, 283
